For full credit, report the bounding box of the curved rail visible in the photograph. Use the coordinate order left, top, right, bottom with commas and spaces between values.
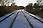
0, 12, 15, 22
9, 12, 19, 28
24, 11, 43, 23
22, 11, 34, 28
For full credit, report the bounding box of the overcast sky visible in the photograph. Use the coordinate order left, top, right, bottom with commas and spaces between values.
14, 0, 37, 7
2, 0, 37, 6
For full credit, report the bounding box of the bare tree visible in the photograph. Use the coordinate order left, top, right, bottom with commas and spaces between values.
0, 0, 14, 6
37, 0, 42, 5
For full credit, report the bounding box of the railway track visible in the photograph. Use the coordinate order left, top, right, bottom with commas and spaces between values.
22, 11, 34, 28
22, 11, 43, 23
0, 10, 43, 28
21, 11, 43, 28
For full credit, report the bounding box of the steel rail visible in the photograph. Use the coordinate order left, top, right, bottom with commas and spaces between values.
24, 11, 43, 23
9, 12, 19, 28
22, 11, 34, 28
0, 11, 16, 22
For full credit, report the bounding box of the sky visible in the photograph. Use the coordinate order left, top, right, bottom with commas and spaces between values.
2, 0, 37, 6
14, 0, 37, 7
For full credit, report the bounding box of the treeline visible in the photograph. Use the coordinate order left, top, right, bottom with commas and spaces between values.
0, 5, 18, 17
26, 3, 43, 18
